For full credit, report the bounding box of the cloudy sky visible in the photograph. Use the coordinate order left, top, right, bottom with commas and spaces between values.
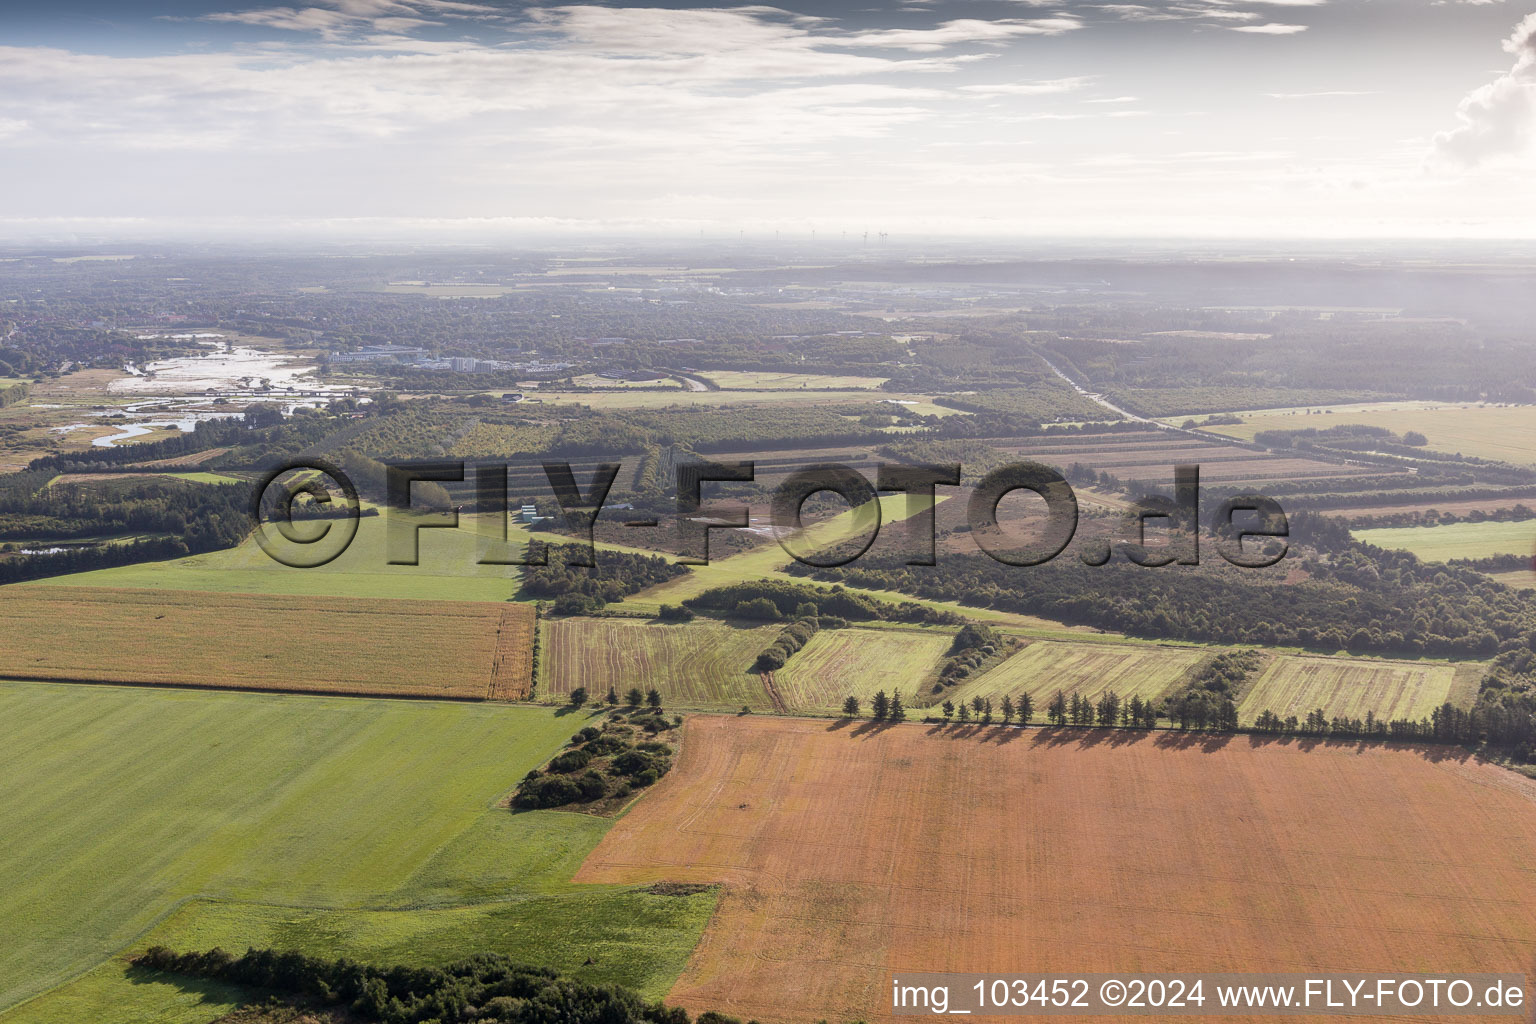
2, 0, 1535, 240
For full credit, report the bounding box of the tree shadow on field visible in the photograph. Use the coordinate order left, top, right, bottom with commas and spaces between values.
849, 719, 900, 738
1244, 732, 1477, 764
124, 965, 244, 1008
1153, 730, 1233, 753
925, 721, 989, 741
1028, 726, 1139, 751
826, 717, 854, 731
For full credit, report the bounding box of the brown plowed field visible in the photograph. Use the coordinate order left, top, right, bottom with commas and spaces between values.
576, 716, 1536, 1024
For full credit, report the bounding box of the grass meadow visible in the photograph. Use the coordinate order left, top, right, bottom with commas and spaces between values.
30, 511, 527, 601
1354, 520, 1535, 562
0, 684, 714, 1024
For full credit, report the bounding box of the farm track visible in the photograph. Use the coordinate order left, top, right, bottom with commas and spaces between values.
760, 672, 789, 713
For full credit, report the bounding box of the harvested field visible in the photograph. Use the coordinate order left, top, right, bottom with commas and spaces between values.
946, 639, 1206, 711
576, 715, 1536, 1024
488, 604, 538, 700
771, 628, 951, 711
538, 616, 777, 709
0, 586, 526, 700
1235, 653, 1467, 725
1199, 402, 1536, 466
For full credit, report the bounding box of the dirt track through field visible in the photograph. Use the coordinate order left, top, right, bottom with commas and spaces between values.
576, 716, 1536, 1024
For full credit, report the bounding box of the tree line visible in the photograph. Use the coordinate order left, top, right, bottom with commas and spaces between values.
130, 946, 751, 1024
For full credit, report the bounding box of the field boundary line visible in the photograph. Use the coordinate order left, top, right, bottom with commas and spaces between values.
0, 674, 495, 703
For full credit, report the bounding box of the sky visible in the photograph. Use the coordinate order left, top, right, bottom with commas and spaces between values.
1, 0, 1536, 240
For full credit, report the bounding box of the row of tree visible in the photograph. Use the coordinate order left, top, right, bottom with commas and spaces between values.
131, 946, 724, 1024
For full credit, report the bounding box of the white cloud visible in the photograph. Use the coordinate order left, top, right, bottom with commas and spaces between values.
835, 17, 1083, 52
1229, 22, 1309, 33
1267, 89, 1378, 98
959, 76, 1095, 96
0, 7, 1017, 162
205, 0, 502, 40
1432, 11, 1536, 166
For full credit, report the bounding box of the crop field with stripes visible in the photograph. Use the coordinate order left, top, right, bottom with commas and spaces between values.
0, 586, 531, 701
939, 639, 1207, 712
538, 616, 778, 710
769, 628, 952, 712
1234, 653, 1477, 725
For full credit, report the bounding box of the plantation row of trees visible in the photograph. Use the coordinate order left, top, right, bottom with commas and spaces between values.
837, 680, 1534, 758
842, 689, 907, 722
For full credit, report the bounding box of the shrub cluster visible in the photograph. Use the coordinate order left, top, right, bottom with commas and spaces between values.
521, 544, 688, 613
512, 714, 677, 809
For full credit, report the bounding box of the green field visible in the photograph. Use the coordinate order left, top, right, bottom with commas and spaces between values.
538, 616, 777, 709
772, 628, 951, 711
0, 684, 714, 1024
1198, 401, 1536, 466
1354, 521, 1535, 562
1235, 654, 1467, 725
943, 640, 1207, 712
29, 511, 527, 601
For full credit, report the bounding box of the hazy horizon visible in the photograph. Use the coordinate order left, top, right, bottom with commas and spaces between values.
4, 0, 1536, 241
